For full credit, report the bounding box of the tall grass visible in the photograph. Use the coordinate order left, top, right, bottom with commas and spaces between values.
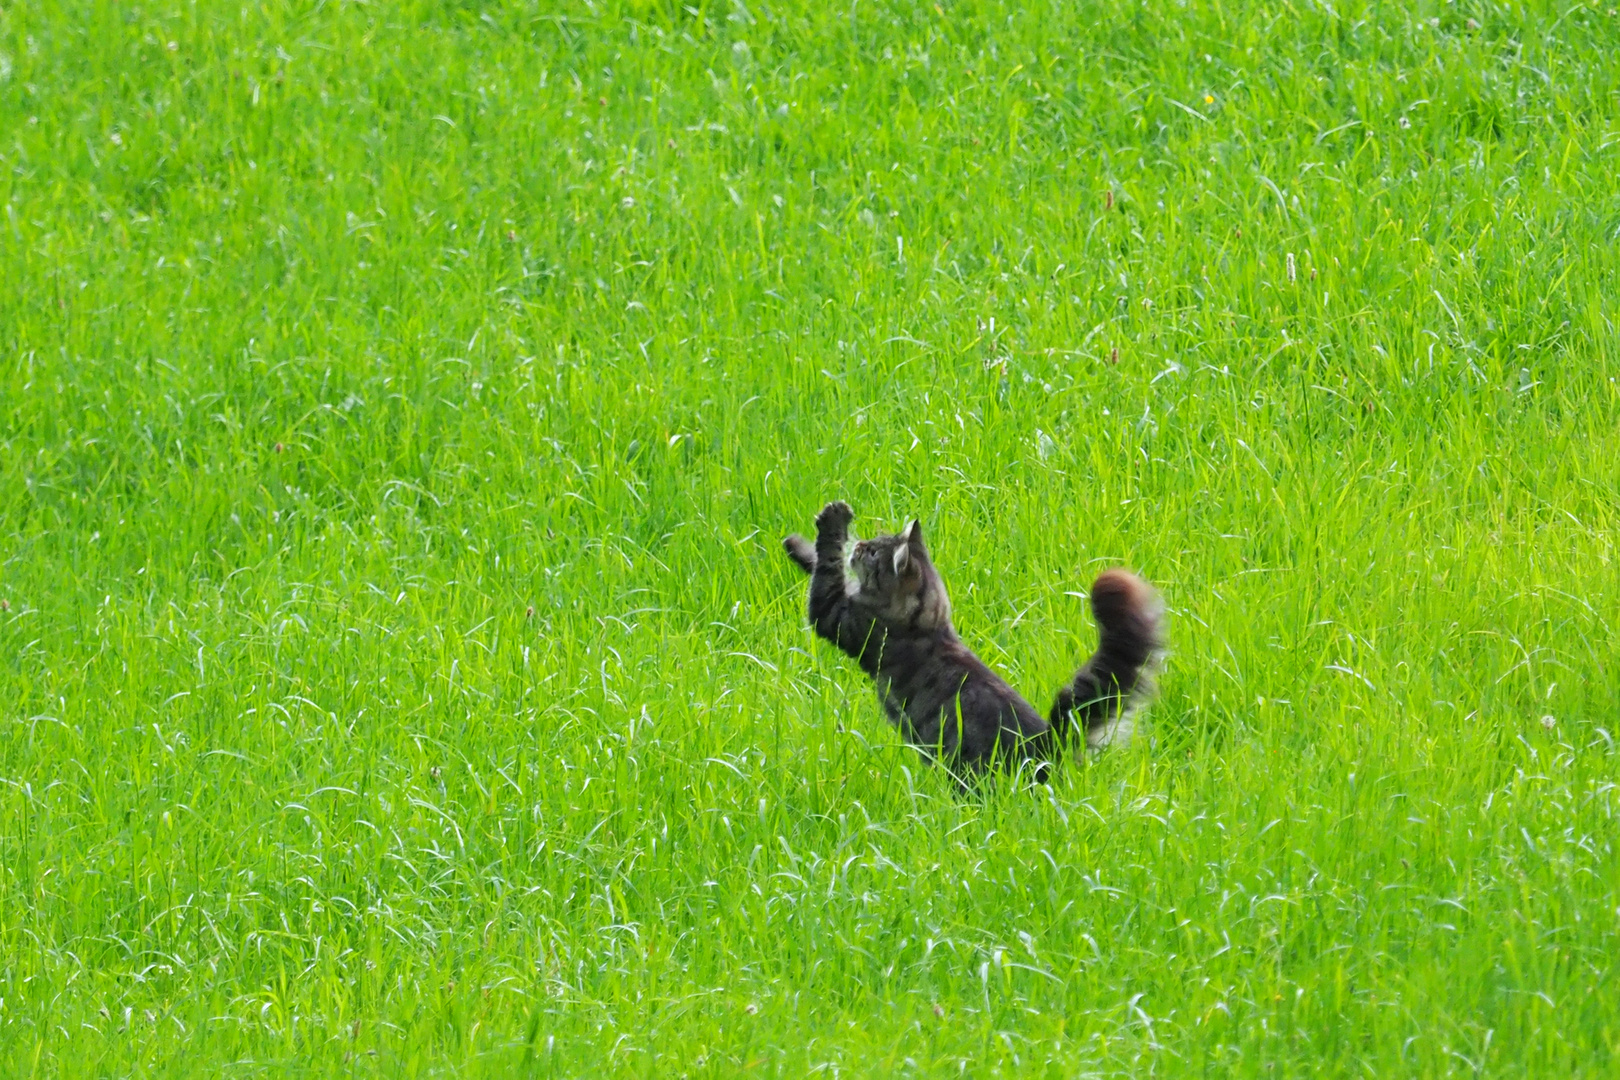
2, 0, 1617, 1074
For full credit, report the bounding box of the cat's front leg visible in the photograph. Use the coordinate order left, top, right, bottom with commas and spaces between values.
782, 534, 817, 574
785, 500, 852, 576
814, 500, 854, 552
808, 501, 856, 630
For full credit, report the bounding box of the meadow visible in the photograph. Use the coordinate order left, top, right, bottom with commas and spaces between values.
3, 0, 1619, 1074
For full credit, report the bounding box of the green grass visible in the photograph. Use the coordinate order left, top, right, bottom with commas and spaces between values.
3, 0, 1619, 1074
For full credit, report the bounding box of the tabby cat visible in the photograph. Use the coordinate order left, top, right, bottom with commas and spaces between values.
784, 501, 1162, 780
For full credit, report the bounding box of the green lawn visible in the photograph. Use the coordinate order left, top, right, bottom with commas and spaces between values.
3, 0, 1619, 1074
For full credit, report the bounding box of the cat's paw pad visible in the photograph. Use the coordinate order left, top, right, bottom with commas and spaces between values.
816, 500, 854, 531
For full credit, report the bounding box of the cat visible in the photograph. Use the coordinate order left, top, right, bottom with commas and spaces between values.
784, 501, 1163, 781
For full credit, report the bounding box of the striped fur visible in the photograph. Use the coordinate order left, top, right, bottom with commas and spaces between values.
785, 502, 1163, 782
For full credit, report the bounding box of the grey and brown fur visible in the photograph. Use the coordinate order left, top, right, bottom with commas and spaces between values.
784, 501, 1162, 781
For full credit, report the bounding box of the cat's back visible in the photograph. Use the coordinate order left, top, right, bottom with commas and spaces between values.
889, 632, 1048, 745
942, 638, 1048, 731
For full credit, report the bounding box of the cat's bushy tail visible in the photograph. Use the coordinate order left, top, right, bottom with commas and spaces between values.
1049, 569, 1164, 750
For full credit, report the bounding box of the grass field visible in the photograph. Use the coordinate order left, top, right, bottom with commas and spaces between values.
3, 0, 1620, 1074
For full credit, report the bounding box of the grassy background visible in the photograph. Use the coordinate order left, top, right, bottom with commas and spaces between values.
3, 0, 1619, 1074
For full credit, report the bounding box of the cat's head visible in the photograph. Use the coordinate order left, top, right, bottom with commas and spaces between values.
848, 519, 952, 631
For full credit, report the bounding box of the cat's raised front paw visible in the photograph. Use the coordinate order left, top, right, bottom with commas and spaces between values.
783, 534, 817, 573
815, 500, 854, 533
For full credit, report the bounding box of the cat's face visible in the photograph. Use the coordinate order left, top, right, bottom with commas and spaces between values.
847, 521, 952, 630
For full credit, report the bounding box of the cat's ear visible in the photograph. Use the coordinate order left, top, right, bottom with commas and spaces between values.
894, 519, 924, 574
